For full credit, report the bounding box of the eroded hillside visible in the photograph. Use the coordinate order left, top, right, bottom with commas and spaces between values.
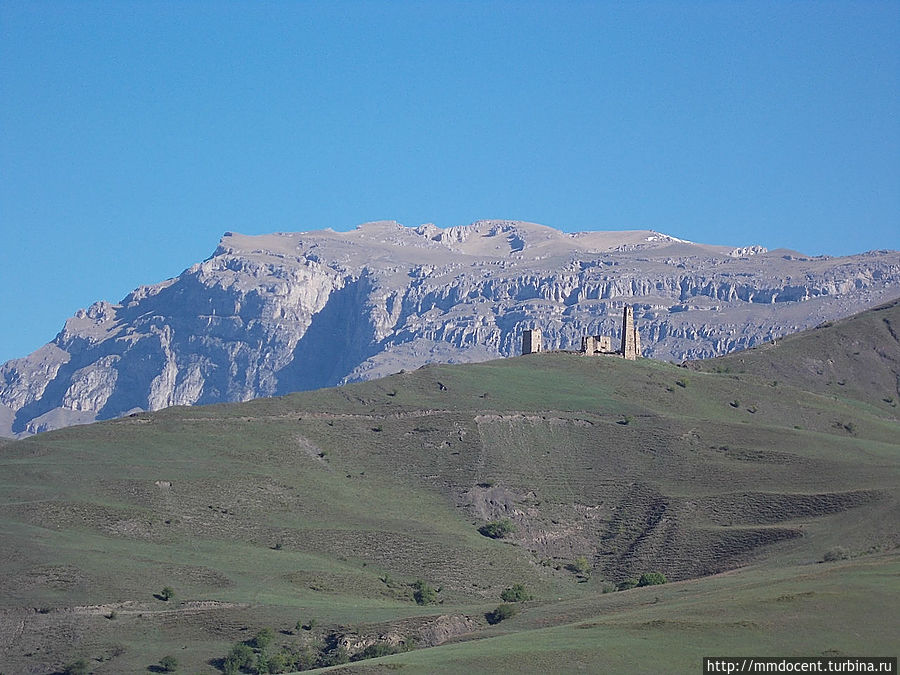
0, 303, 897, 671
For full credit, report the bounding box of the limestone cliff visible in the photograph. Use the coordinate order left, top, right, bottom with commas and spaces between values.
2, 220, 899, 436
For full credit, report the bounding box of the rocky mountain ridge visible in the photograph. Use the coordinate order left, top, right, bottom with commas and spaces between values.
2, 219, 899, 437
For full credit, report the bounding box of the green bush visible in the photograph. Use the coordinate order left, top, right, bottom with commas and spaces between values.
500, 583, 533, 602
616, 578, 639, 591
223, 643, 255, 675
412, 579, 437, 605
258, 649, 299, 674
261, 650, 290, 673
569, 555, 591, 576
352, 643, 403, 661
252, 627, 274, 651
637, 571, 667, 587
294, 647, 319, 670
158, 654, 178, 672
319, 646, 350, 667
485, 603, 517, 625
478, 519, 515, 539
159, 585, 175, 601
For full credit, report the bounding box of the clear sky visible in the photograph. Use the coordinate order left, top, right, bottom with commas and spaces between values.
1, 1, 898, 364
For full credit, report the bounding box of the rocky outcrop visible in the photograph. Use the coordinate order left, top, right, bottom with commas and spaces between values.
2, 220, 899, 437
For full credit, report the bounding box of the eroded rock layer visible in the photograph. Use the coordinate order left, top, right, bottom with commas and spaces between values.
2, 220, 899, 436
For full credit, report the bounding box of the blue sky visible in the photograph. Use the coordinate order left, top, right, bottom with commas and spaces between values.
1, 1, 898, 364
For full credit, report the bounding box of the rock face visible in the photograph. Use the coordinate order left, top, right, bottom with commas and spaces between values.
2, 220, 899, 437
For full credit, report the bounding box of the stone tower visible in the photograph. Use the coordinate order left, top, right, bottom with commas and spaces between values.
582, 335, 613, 354
522, 328, 542, 355
621, 305, 641, 360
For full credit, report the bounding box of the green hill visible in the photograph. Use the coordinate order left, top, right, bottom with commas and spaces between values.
0, 301, 897, 673
689, 296, 900, 414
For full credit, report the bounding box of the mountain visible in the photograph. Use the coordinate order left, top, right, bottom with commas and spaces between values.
2, 220, 899, 437
0, 302, 896, 672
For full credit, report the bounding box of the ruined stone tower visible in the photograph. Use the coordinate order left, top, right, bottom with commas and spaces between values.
621, 305, 641, 360
522, 328, 542, 355
581, 335, 613, 354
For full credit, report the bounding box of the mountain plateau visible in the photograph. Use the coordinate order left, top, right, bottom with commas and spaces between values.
2, 220, 899, 437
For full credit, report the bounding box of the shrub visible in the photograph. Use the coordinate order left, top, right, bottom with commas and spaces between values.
293, 647, 319, 670
223, 643, 255, 674
158, 655, 178, 672
570, 555, 591, 576
478, 519, 515, 539
253, 627, 274, 651
261, 650, 291, 673
319, 647, 350, 667
616, 578, 639, 591
500, 583, 533, 603
823, 547, 851, 562
159, 586, 174, 602
675, 378, 688, 388
485, 603, 517, 625
352, 643, 403, 661
412, 579, 437, 605
637, 571, 667, 587
62, 661, 89, 675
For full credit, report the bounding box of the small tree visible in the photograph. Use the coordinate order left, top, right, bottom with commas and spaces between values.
485, 603, 517, 625
159, 586, 175, 602
159, 655, 178, 672
223, 643, 255, 675
500, 583, 533, 602
637, 571, 667, 587
570, 555, 591, 576
478, 519, 515, 539
253, 627, 274, 651
412, 579, 437, 605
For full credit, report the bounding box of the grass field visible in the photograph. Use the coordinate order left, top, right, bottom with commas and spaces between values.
0, 302, 898, 673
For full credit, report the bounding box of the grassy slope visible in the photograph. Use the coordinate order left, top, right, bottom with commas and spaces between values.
0, 303, 898, 673
689, 296, 900, 415
325, 555, 898, 674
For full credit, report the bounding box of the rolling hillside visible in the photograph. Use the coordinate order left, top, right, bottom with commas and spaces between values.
0, 302, 897, 673
689, 296, 900, 412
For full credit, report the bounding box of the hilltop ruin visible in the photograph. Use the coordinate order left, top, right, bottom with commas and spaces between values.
522, 305, 642, 360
